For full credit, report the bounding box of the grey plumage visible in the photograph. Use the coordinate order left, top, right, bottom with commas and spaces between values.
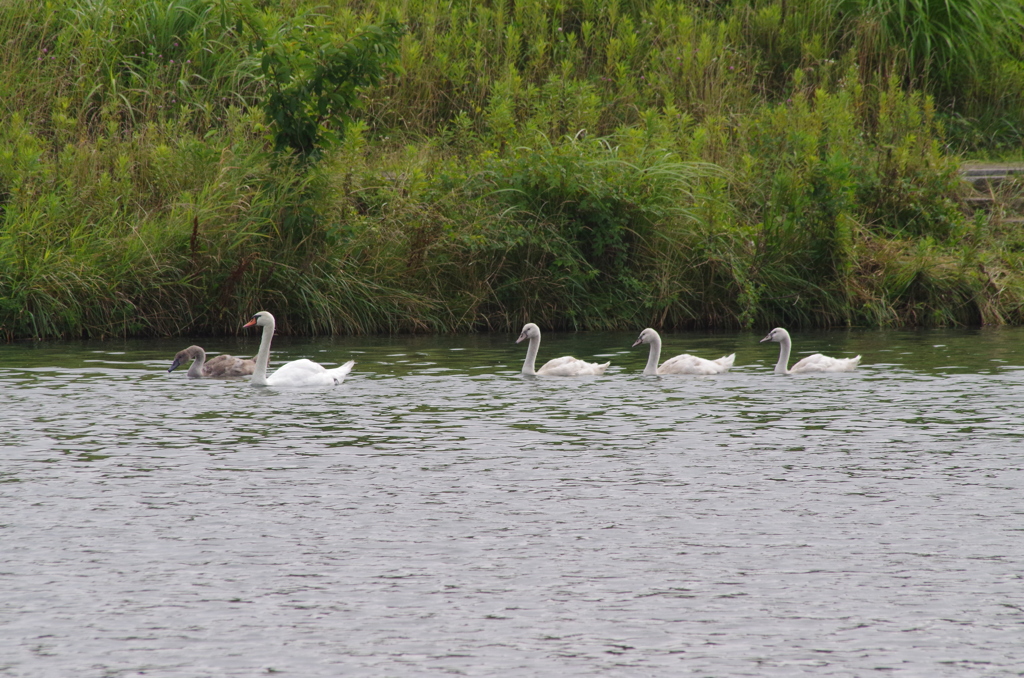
168, 345, 256, 378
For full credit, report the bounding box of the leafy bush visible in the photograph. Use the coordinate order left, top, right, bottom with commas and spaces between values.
253, 16, 405, 160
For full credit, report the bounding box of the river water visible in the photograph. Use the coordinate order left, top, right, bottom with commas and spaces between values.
2, 327, 1023, 677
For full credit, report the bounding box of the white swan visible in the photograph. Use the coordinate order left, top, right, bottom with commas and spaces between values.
242, 311, 354, 387
761, 327, 860, 374
632, 328, 735, 375
516, 323, 609, 376
168, 345, 255, 378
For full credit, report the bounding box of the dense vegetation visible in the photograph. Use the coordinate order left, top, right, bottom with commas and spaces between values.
2, 0, 1024, 339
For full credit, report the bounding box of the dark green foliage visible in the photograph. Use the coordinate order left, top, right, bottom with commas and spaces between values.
254, 17, 405, 160
467, 136, 710, 326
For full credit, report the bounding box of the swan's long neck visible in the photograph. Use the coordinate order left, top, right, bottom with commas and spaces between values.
252, 322, 275, 385
186, 349, 206, 378
522, 335, 540, 375
644, 335, 662, 376
775, 335, 792, 375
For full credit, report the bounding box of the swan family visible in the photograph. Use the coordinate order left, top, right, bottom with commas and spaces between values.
168, 314, 860, 387
168, 311, 354, 388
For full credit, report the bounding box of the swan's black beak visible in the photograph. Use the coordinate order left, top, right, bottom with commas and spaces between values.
168, 358, 183, 373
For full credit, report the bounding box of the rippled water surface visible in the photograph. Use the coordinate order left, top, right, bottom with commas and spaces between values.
3, 327, 1024, 677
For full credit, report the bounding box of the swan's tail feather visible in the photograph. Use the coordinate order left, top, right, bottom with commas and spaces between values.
328, 360, 355, 384
715, 353, 736, 370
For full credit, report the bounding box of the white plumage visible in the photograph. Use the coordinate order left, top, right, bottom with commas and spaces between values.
632, 328, 735, 375
760, 327, 860, 374
516, 323, 609, 376
243, 311, 354, 387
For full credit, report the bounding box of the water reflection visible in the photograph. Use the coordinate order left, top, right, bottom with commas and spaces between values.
2, 327, 1024, 676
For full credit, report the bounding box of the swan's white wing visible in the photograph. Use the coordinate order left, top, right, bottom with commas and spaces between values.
790, 353, 861, 373
204, 354, 255, 377
658, 353, 735, 375
266, 358, 345, 387
713, 353, 737, 371
536, 356, 610, 376
575, 360, 610, 376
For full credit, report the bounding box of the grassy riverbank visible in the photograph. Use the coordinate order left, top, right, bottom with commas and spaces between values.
3, 0, 1024, 339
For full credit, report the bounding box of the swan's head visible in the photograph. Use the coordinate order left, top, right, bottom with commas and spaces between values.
516, 323, 540, 344
760, 327, 791, 344
632, 328, 659, 347
243, 311, 276, 329
168, 345, 202, 372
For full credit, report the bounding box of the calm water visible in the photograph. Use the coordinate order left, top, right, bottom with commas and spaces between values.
2, 327, 1023, 677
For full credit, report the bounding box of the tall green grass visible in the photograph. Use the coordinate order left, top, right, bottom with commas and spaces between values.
2, 0, 1024, 339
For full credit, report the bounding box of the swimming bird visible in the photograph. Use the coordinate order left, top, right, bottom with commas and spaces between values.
760, 327, 860, 374
632, 328, 735, 375
243, 311, 354, 387
167, 345, 255, 378
516, 322, 610, 376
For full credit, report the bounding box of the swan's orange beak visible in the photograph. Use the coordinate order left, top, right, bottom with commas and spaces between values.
243, 317, 257, 328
